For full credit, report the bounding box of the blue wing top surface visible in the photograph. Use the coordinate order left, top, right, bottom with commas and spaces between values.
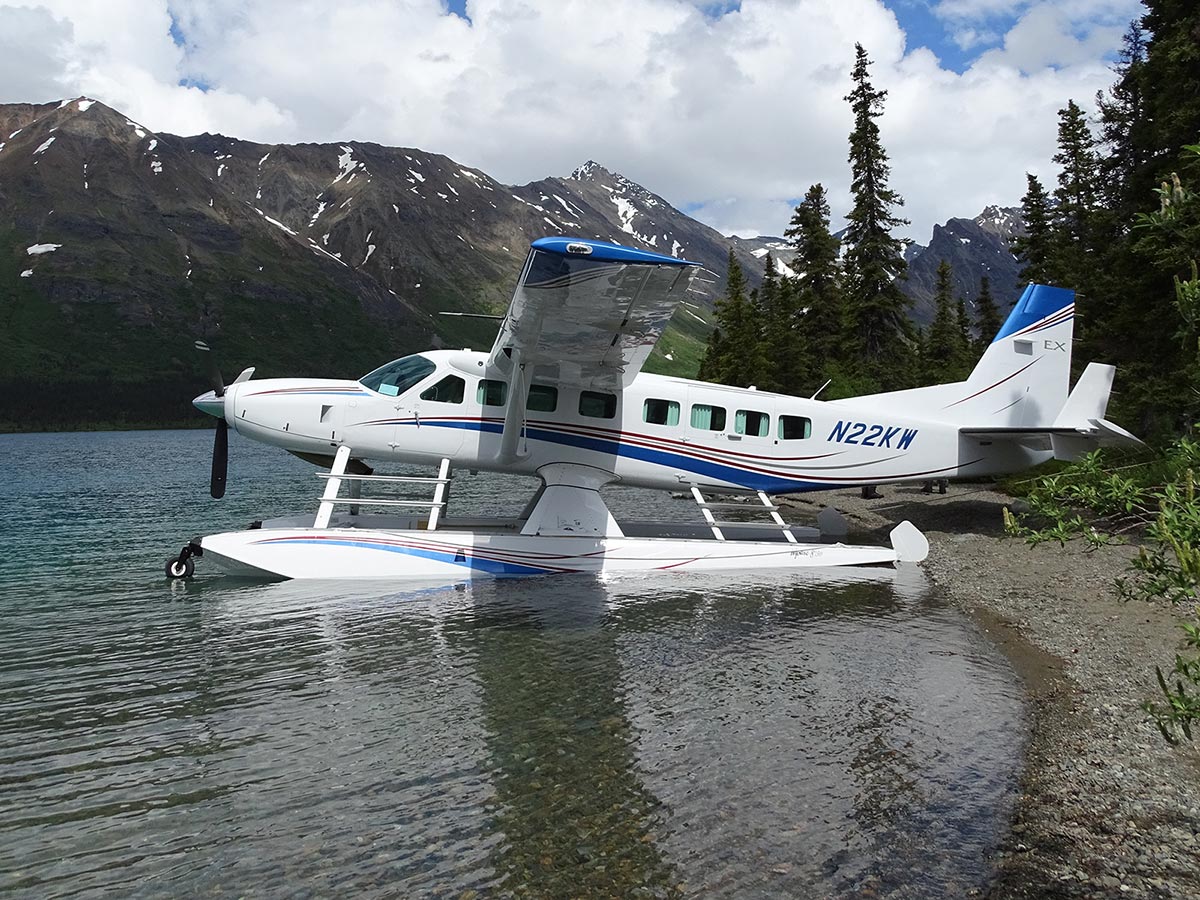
530, 237, 699, 267
488, 237, 699, 389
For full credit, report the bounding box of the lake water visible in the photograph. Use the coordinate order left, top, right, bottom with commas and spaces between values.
0, 430, 1025, 897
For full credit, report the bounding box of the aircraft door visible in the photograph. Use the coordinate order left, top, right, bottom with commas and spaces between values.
398, 372, 466, 460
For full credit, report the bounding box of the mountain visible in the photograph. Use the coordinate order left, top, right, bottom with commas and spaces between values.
900, 205, 1026, 325
1, 97, 1024, 428
1, 98, 781, 427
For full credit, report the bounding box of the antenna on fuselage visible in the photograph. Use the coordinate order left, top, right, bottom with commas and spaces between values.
810, 378, 832, 400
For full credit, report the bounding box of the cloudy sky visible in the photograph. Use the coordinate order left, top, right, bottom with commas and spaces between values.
0, 0, 1141, 241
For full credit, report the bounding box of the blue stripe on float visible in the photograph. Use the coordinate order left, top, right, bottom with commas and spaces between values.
258, 538, 558, 575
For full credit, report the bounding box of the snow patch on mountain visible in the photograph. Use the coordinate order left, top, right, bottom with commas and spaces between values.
253, 207, 297, 236
332, 146, 364, 186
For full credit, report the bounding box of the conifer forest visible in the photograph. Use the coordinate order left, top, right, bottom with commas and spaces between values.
700, 1, 1199, 444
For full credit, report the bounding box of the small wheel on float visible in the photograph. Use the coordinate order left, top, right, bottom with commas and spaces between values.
165, 557, 195, 579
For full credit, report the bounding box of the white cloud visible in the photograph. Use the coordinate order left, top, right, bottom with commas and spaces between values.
0, 0, 1142, 242
0, 5, 75, 102
971, 2, 1136, 73
951, 27, 1000, 51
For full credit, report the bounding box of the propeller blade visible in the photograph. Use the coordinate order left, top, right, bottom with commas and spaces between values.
194, 340, 226, 398
210, 418, 229, 499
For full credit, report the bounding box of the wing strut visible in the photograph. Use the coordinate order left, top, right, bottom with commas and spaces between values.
498, 349, 529, 463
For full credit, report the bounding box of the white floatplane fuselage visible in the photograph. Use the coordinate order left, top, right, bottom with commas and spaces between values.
181, 236, 1138, 581
211, 351, 1030, 495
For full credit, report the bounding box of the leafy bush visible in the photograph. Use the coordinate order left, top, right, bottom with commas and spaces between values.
1004, 436, 1200, 742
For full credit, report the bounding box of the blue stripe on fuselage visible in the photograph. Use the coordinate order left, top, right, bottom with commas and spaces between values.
396, 418, 827, 492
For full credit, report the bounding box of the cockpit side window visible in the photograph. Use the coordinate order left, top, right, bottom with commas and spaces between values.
421, 375, 465, 404
359, 355, 436, 397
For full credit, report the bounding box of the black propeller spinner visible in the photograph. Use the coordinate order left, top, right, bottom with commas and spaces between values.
195, 340, 229, 499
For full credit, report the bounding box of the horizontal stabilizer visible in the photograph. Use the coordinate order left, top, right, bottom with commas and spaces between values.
1053, 362, 1114, 428
961, 421, 1142, 458
960, 427, 1077, 452
1090, 417, 1143, 447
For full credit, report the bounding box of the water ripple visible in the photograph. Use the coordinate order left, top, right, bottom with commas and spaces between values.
0, 431, 1025, 897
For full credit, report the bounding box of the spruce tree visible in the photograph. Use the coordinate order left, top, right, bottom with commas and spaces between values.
1096, 22, 1150, 213
1051, 99, 1103, 287
841, 43, 913, 388
925, 260, 967, 382
974, 275, 1003, 355
758, 254, 803, 393
1139, 0, 1200, 191
956, 295, 973, 360
697, 329, 722, 382
784, 183, 846, 390
700, 251, 766, 387
913, 325, 929, 382
1012, 174, 1055, 284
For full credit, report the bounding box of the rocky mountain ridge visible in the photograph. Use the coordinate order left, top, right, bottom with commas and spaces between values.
903, 204, 1025, 321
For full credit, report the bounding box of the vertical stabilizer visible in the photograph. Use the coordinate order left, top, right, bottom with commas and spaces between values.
955, 284, 1076, 426
839, 284, 1076, 427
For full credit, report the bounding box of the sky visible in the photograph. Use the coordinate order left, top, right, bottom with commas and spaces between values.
0, 0, 1143, 242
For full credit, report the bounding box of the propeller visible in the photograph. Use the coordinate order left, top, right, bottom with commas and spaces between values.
195, 340, 229, 499
210, 417, 229, 499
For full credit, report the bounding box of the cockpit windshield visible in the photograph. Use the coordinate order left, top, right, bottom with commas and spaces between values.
359, 354, 436, 397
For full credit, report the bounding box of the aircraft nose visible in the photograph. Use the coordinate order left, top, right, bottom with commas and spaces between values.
193, 389, 225, 419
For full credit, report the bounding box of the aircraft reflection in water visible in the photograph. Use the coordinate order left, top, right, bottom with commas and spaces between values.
182, 564, 1020, 896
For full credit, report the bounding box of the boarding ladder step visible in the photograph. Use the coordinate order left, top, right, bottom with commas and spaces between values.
314, 446, 451, 531
688, 485, 797, 543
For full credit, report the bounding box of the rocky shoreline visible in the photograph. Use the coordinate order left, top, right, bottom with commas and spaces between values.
785, 486, 1200, 899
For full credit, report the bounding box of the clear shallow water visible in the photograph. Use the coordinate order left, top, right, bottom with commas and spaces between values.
0, 430, 1024, 897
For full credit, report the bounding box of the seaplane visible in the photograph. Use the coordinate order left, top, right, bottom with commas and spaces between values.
168, 236, 1139, 580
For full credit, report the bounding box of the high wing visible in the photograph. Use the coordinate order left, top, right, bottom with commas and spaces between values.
488, 237, 699, 391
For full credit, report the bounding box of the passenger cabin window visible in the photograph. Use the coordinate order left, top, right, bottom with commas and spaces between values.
643, 398, 680, 426
359, 354, 435, 397
528, 384, 558, 413
477, 379, 508, 407
735, 409, 770, 437
420, 375, 465, 404
778, 415, 812, 440
579, 390, 617, 419
690, 404, 726, 431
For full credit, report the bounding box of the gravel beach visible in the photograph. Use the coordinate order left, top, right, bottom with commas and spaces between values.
784, 485, 1200, 899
